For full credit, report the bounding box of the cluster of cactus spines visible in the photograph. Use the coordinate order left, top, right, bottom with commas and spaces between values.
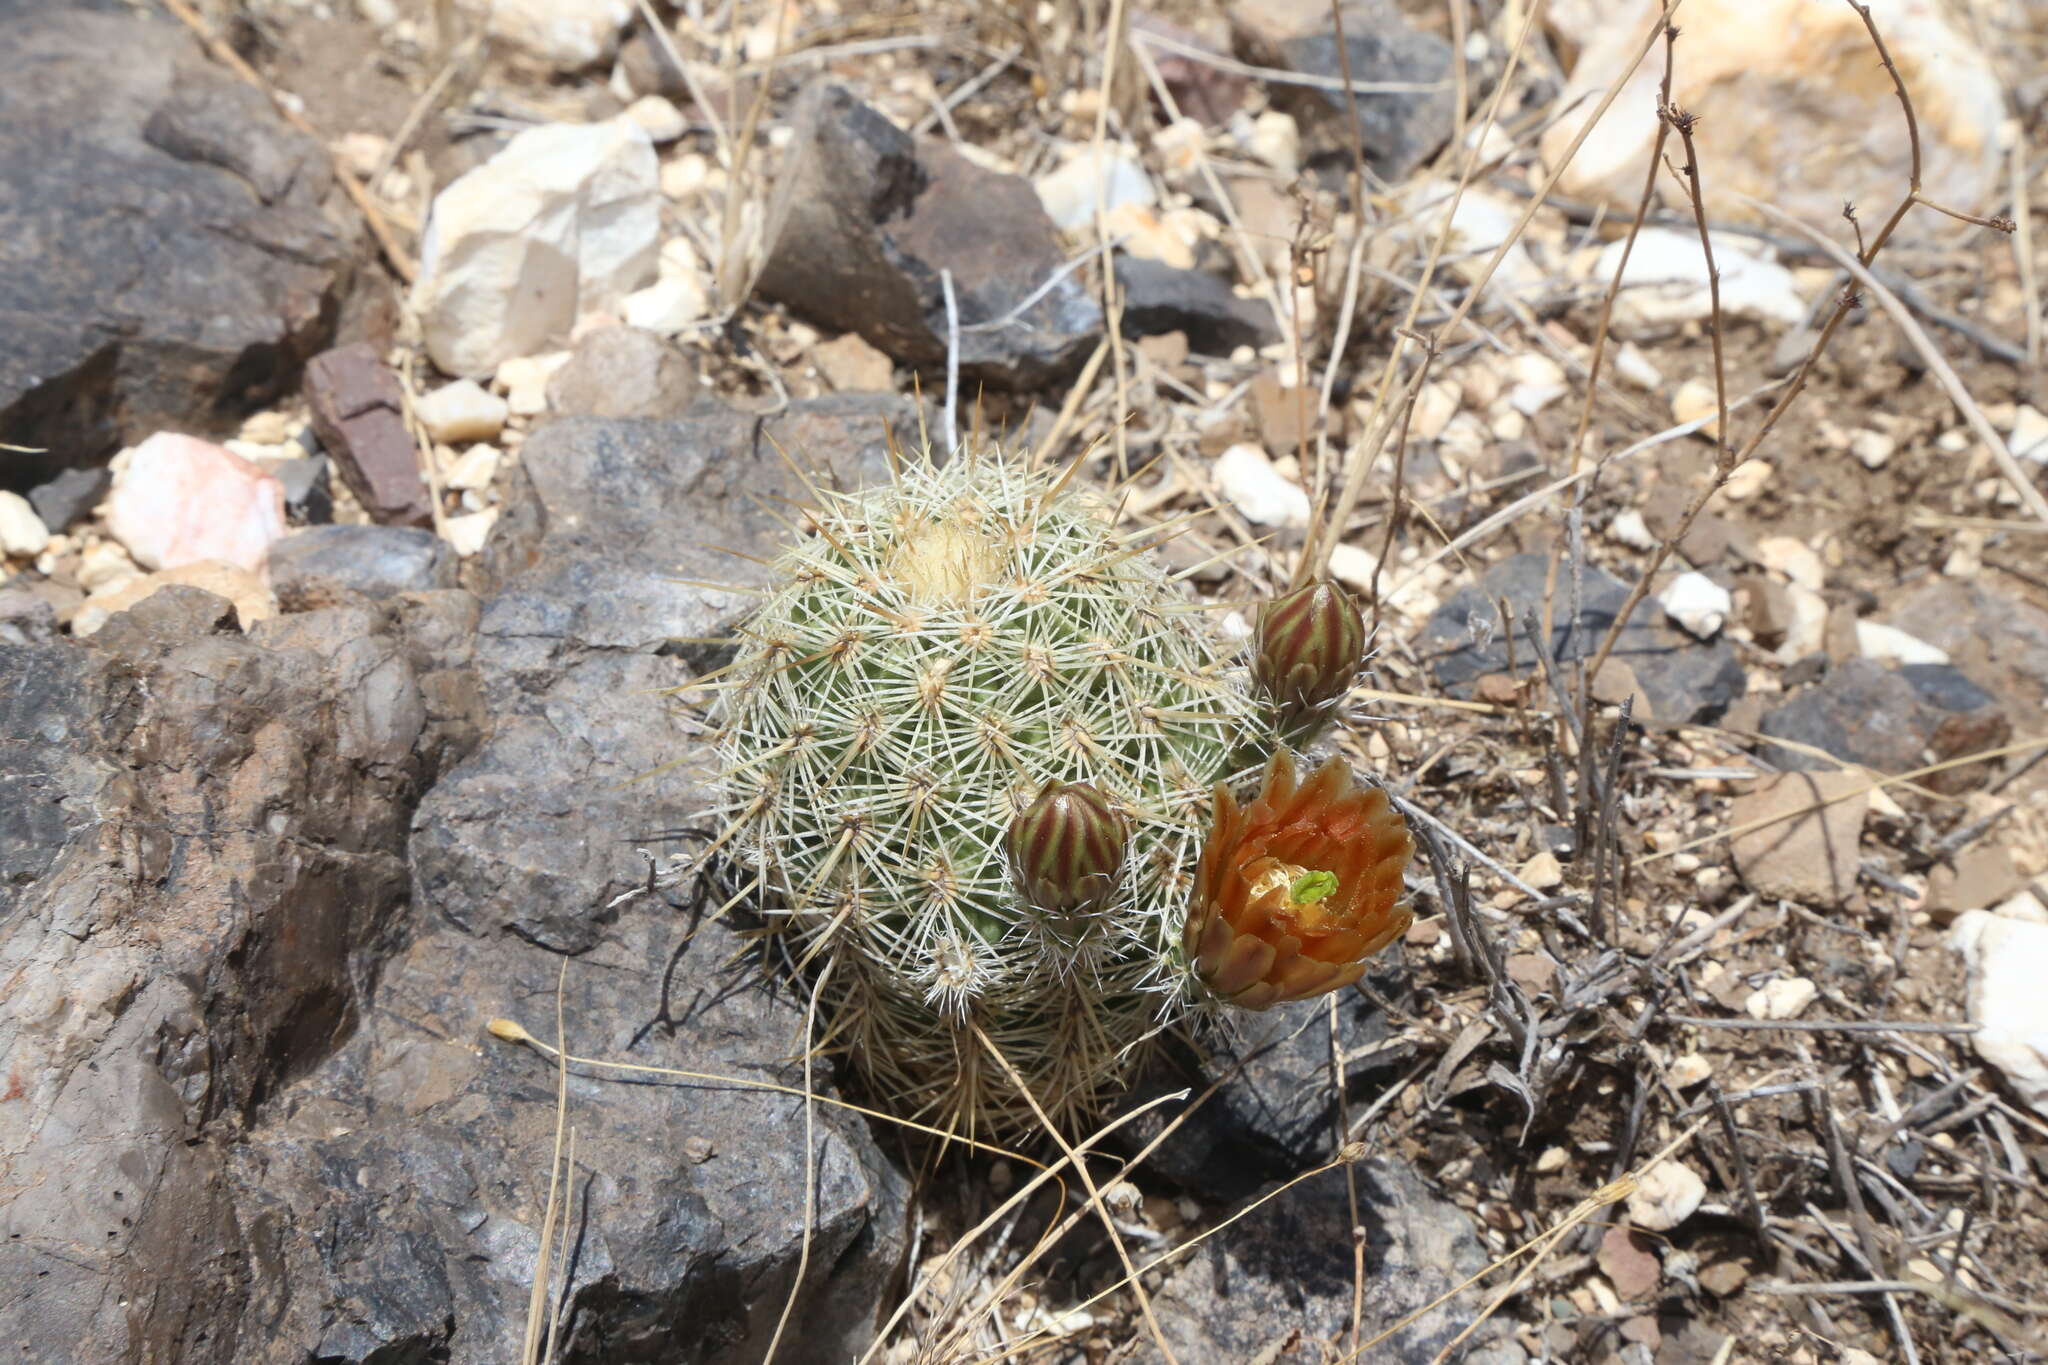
703, 441, 1408, 1137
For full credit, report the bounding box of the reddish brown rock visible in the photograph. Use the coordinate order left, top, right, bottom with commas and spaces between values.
304, 344, 431, 527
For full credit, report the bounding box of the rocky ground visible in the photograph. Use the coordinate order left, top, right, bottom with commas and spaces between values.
4, 0, 2047, 1362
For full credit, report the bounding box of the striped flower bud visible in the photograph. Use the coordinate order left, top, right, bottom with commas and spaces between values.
1183, 750, 1412, 1010
1008, 781, 1128, 917
1253, 578, 1366, 737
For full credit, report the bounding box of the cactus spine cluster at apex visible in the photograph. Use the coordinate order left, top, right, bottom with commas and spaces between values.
705, 442, 1397, 1137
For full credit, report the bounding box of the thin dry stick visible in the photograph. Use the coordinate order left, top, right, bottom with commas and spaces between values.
1647, 735, 2048, 862
487, 1016, 1041, 1163
1583, 0, 2015, 686
760, 960, 833, 1365
971, 1022, 1181, 1365
1089, 0, 1134, 481
539, 1124, 579, 1365
2011, 131, 2042, 368
519, 959, 572, 1365
162, 0, 417, 281
1753, 199, 2048, 524
1665, 105, 1731, 466
716, 0, 788, 313
1308, 0, 1545, 578
1566, 22, 1680, 474
852, 1090, 1190, 1365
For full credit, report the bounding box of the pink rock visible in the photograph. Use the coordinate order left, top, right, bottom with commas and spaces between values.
106, 433, 287, 573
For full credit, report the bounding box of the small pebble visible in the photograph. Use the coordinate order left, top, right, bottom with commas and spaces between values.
1745, 975, 1818, 1021
624, 94, 687, 143
1245, 110, 1301, 177
1626, 1160, 1706, 1232
494, 352, 573, 417
622, 271, 711, 335
1855, 620, 1949, 666
1666, 1053, 1713, 1087
1849, 428, 1895, 470
0, 490, 52, 558
1606, 507, 1658, 551
1659, 571, 1731, 640
441, 506, 499, 557
443, 444, 501, 492
416, 379, 509, 445
1213, 443, 1309, 529
1519, 850, 1563, 891
1613, 342, 1662, 390
2009, 404, 2048, 463
1721, 458, 1772, 501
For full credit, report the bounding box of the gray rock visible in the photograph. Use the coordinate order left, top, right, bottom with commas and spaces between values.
268, 524, 458, 610
546, 324, 700, 419
1246, 1, 1458, 181
755, 81, 1101, 390
1140, 1159, 1522, 1363
272, 453, 334, 523
1886, 581, 2048, 720
24, 464, 110, 532
1116, 255, 1279, 355
0, 582, 57, 644
1759, 657, 2010, 793
1419, 553, 1746, 724
380, 394, 913, 1360
229, 894, 905, 1365
0, 586, 466, 1360
439, 397, 915, 952
0, 8, 346, 490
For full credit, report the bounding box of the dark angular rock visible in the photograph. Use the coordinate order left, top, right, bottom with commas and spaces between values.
1112, 989, 1410, 1201
1116, 255, 1279, 355
1759, 657, 2011, 793
0, 585, 469, 1360
0, 9, 346, 489
442, 397, 915, 952
1140, 1159, 1521, 1363
546, 324, 700, 419
1419, 553, 1747, 724
24, 464, 110, 532
305, 343, 433, 526
1239, 1, 1458, 181
755, 81, 1101, 390
268, 524, 458, 610
230, 896, 906, 1365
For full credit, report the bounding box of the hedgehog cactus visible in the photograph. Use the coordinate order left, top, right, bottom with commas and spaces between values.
705, 443, 1403, 1137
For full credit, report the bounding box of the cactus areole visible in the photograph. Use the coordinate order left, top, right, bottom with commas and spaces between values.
707, 446, 1409, 1137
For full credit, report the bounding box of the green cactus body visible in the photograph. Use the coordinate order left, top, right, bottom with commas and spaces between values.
710, 448, 1284, 1137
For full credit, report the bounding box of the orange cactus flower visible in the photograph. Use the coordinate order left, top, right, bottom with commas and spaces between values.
1183, 751, 1413, 1010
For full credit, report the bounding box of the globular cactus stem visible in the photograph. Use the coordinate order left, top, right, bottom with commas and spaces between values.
698, 444, 1410, 1138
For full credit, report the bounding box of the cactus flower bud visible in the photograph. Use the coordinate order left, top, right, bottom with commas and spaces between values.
1253, 578, 1367, 736
1008, 781, 1128, 917
1183, 750, 1412, 1010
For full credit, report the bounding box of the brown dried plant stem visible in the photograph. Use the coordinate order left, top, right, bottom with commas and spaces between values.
1566, 22, 1680, 474
1309, 0, 1680, 580
1581, 0, 2016, 688
162, 0, 417, 281
971, 1023, 1181, 1365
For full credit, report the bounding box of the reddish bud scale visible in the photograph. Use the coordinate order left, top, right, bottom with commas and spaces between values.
1253, 579, 1366, 734
1008, 781, 1128, 916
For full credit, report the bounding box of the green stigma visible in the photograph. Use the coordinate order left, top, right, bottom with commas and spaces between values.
1289, 870, 1339, 905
